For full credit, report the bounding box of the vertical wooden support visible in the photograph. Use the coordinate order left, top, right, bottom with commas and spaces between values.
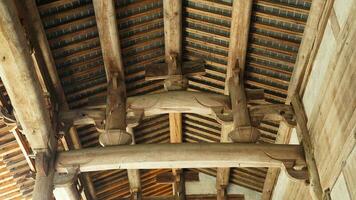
292, 94, 323, 200
54, 172, 81, 200
218, 0, 253, 197
228, 68, 259, 142
69, 127, 97, 199
163, 0, 185, 199
169, 113, 185, 200
93, 0, 141, 198
127, 127, 142, 200
93, 0, 131, 146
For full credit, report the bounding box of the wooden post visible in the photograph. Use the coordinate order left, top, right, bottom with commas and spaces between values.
291, 94, 323, 200
127, 127, 142, 200
53, 172, 81, 200
228, 68, 259, 142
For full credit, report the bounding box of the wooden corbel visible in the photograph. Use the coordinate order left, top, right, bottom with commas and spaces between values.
265, 151, 308, 182
249, 104, 297, 127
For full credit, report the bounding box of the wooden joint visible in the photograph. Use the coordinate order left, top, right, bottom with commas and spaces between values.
99, 129, 132, 146
228, 126, 260, 143
35, 152, 49, 176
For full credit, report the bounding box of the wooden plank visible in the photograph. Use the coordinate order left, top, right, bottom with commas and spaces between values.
55, 143, 306, 172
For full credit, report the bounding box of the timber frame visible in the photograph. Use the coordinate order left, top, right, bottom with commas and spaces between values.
0, 0, 325, 199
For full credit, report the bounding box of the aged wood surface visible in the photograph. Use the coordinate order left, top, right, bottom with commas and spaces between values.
55, 143, 306, 172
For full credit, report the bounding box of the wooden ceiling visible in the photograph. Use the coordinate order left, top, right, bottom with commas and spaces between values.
0, 0, 313, 199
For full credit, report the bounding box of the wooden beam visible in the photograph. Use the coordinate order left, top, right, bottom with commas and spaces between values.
164, 1, 185, 196
219, 0, 253, 197
163, 0, 182, 67
224, 0, 253, 93
127, 127, 142, 200
156, 171, 199, 184
19, 1, 98, 198
228, 69, 259, 142
93, 0, 130, 145
60, 95, 291, 127
292, 94, 323, 200
122, 194, 245, 200
92, 0, 140, 198
0, 1, 56, 199
55, 143, 306, 172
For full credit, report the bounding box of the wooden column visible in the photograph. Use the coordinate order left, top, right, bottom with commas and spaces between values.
0, 1, 57, 199
53, 172, 81, 200
127, 127, 142, 200
292, 94, 323, 200
69, 128, 97, 199
218, 0, 253, 198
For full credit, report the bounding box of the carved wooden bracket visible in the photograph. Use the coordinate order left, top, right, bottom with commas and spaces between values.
265, 151, 309, 182
35, 152, 49, 177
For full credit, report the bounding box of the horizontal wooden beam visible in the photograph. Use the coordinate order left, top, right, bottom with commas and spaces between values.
122, 194, 244, 200
60, 91, 290, 125
55, 143, 306, 173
